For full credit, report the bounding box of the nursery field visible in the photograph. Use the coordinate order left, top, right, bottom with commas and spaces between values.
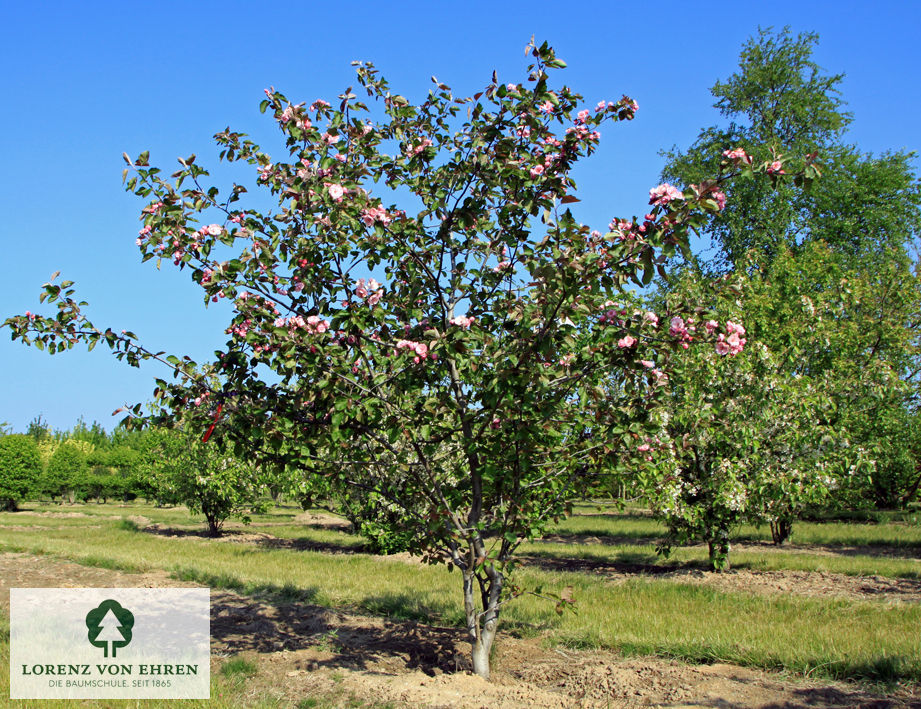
1, 502, 921, 708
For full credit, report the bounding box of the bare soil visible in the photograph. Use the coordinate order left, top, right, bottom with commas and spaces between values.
2, 552, 919, 707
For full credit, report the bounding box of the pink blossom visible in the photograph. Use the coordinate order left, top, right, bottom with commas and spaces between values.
722, 147, 752, 164
310, 99, 330, 111
595, 100, 607, 112
637, 444, 651, 453
506, 83, 517, 92
644, 312, 659, 327
396, 339, 429, 360
725, 321, 746, 337
669, 316, 687, 338
705, 320, 719, 334
280, 106, 295, 123
361, 205, 392, 227
640, 360, 655, 368
493, 260, 511, 272
712, 190, 727, 211
539, 101, 554, 114
575, 109, 590, 124
649, 183, 684, 207
767, 160, 785, 175
617, 335, 637, 349
449, 315, 475, 328
323, 133, 340, 145
408, 138, 433, 156
325, 183, 345, 202
529, 164, 545, 178
205, 224, 223, 236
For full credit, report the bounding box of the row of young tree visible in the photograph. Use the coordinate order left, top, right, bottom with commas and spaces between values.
4, 30, 920, 677
0, 422, 267, 537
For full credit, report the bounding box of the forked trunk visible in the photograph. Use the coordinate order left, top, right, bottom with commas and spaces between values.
462, 565, 503, 680
770, 518, 793, 545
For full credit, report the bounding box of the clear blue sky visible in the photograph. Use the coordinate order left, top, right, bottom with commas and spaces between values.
2, 0, 919, 433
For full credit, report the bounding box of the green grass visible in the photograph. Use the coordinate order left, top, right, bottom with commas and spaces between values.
550, 507, 921, 550
1, 514, 920, 684
220, 655, 259, 677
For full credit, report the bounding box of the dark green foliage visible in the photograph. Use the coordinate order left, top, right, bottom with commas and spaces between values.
0, 434, 42, 510
44, 441, 89, 502
662, 27, 921, 269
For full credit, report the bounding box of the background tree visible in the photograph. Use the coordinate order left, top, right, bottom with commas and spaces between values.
0, 434, 42, 511
660, 27, 921, 512
141, 428, 266, 536
661, 26, 921, 269
641, 272, 843, 569
43, 441, 89, 503
4, 42, 809, 678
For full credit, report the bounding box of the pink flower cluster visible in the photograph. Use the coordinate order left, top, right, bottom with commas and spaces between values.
274, 314, 330, 335
669, 316, 693, 349
310, 99, 330, 111
649, 183, 684, 207
354, 278, 383, 306
396, 339, 430, 364
722, 147, 752, 164
360, 205, 392, 227
449, 315, 475, 328
617, 335, 637, 349
715, 321, 746, 356
766, 160, 785, 175
407, 138, 433, 156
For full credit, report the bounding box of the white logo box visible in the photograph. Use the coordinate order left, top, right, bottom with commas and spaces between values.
10, 588, 210, 699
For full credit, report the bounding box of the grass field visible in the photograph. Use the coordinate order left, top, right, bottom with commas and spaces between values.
1, 500, 920, 706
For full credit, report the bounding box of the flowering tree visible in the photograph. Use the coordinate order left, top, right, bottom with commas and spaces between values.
641, 270, 856, 569
140, 428, 266, 536
3, 42, 806, 678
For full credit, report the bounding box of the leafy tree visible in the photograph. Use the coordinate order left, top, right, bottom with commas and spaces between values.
662, 27, 920, 268
26, 415, 51, 442
661, 28, 921, 512
44, 441, 89, 503
641, 272, 844, 569
141, 428, 266, 536
3, 42, 809, 678
0, 434, 42, 510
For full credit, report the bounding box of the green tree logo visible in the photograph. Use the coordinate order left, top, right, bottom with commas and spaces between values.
85, 599, 134, 657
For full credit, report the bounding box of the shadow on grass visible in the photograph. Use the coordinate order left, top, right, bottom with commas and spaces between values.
519, 548, 691, 576
209, 588, 466, 674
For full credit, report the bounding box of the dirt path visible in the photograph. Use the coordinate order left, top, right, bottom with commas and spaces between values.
2, 552, 919, 707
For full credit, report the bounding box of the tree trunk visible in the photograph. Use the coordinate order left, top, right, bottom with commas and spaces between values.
462, 565, 503, 680
770, 518, 793, 545
708, 538, 731, 571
